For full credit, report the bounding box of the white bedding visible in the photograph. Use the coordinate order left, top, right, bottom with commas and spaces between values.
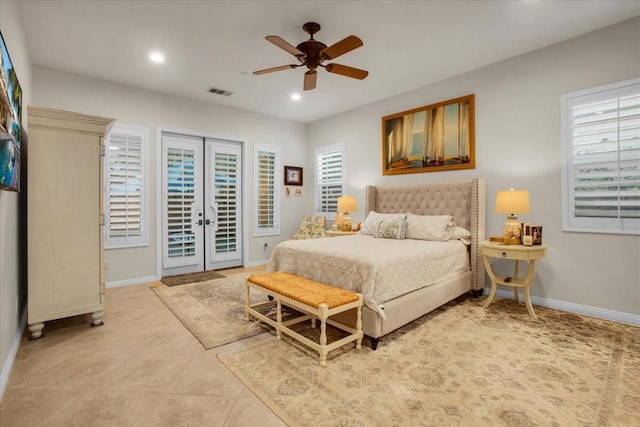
266, 234, 470, 319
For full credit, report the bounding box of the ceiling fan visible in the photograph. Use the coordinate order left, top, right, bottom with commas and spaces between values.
253, 22, 368, 91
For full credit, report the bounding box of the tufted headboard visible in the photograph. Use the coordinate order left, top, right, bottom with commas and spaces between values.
365, 178, 486, 292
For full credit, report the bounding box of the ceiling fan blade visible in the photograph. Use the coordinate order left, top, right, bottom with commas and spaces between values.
265, 35, 305, 57
253, 64, 298, 75
325, 63, 369, 80
320, 35, 363, 60
303, 70, 317, 91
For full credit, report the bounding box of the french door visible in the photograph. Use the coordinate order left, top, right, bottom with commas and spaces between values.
161, 133, 242, 276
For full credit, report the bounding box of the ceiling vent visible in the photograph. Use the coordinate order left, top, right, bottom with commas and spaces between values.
208, 87, 234, 96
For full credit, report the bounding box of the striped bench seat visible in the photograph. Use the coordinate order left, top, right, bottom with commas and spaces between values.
245, 271, 363, 366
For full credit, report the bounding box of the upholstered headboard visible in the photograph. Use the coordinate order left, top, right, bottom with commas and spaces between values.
365, 178, 486, 292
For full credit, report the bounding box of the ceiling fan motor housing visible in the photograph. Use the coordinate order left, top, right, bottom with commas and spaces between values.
296, 40, 327, 69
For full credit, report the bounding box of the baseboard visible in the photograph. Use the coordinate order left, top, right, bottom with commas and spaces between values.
1, 308, 27, 400
494, 289, 640, 326
106, 275, 158, 289
245, 259, 270, 268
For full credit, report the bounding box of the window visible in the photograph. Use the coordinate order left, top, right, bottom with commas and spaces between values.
315, 143, 345, 220
105, 123, 148, 247
254, 144, 280, 236
561, 78, 640, 235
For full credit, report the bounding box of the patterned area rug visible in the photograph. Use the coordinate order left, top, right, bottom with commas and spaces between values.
218, 297, 640, 426
161, 270, 225, 286
153, 272, 294, 349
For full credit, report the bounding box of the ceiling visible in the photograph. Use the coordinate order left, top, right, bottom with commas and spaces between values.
16, 0, 640, 123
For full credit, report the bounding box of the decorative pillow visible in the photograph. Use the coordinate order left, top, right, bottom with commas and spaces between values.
359, 211, 406, 236
374, 218, 407, 240
405, 213, 455, 241
292, 216, 327, 239
444, 226, 472, 245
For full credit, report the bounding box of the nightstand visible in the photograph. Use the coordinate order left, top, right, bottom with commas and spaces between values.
325, 230, 357, 237
480, 241, 548, 319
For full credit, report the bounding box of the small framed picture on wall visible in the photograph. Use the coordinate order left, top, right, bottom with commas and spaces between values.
284, 166, 303, 186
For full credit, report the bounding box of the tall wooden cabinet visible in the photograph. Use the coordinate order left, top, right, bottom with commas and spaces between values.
27, 106, 114, 339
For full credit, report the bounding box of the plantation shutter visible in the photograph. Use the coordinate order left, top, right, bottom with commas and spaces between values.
562, 78, 640, 235
255, 145, 280, 236
213, 151, 240, 254
105, 124, 147, 247
315, 143, 344, 220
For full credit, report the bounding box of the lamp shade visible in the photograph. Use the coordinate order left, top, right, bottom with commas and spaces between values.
495, 190, 530, 215
337, 196, 357, 213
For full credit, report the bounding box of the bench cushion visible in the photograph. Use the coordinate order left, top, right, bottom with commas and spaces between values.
247, 272, 359, 309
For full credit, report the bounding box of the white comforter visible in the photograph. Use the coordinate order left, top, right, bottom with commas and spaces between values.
266, 234, 470, 318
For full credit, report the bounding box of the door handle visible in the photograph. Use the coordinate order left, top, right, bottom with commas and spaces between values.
198, 219, 203, 226
205, 219, 211, 225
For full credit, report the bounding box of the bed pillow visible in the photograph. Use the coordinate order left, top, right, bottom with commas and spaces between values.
374, 218, 408, 240
359, 211, 407, 235
444, 226, 472, 245
405, 213, 455, 241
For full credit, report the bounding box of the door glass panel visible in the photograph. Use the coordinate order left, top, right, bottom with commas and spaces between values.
166, 148, 196, 258
213, 152, 239, 255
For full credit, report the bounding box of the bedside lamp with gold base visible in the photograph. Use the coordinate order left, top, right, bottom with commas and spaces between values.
337, 196, 357, 232
495, 189, 530, 245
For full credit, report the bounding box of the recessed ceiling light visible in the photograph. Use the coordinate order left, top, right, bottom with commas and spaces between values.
149, 51, 165, 64
291, 93, 301, 101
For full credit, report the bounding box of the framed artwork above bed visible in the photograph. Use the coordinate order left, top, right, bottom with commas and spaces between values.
382, 94, 475, 175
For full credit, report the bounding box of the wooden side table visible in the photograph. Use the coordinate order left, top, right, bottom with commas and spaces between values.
480, 241, 548, 319
325, 230, 357, 237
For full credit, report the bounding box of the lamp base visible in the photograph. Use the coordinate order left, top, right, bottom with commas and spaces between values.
341, 213, 352, 231
502, 216, 522, 245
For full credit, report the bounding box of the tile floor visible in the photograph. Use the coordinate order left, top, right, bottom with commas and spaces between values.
0, 270, 285, 427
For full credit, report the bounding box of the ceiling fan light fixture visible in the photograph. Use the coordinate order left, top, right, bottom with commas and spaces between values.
254, 22, 367, 90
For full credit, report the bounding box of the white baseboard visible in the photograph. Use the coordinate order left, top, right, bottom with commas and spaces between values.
244, 259, 269, 268
1, 308, 27, 400
106, 275, 158, 289
494, 289, 640, 326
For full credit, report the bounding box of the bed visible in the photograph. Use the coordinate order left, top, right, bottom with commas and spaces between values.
267, 178, 486, 348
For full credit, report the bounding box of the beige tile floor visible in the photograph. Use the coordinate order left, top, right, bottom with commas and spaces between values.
0, 270, 285, 427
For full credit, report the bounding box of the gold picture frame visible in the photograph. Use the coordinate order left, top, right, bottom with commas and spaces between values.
382, 94, 475, 175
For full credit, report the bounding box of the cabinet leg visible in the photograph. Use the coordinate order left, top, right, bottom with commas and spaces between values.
90, 311, 104, 327
28, 323, 45, 340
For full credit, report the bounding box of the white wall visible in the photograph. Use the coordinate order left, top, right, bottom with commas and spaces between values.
308, 18, 640, 317
0, 0, 32, 397
32, 68, 308, 283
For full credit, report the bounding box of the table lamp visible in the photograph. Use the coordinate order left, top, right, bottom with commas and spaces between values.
495, 189, 530, 245
337, 196, 357, 231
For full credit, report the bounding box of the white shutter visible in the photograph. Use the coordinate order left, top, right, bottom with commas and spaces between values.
561, 78, 640, 235
213, 151, 240, 254
315, 143, 345, 220
254, 145, 280, 236
105, 124, 147, 247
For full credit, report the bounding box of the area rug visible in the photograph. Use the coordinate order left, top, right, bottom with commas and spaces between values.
153, 272, 290, 349
218, 297, 640, 426
161, 270, 225, 286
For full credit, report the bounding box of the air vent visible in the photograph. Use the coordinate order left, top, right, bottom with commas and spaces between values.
208, 87, 234, 96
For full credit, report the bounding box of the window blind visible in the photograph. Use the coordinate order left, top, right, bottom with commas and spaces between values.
315, 143, 344, 219
562, 78, 640, 235
255, 145, 280, 236
105, 124, 147, 247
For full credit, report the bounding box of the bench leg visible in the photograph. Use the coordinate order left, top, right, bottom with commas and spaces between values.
244, 283, 250, 321
319, 304, 328, 367
311, 317, 316, 329
276, 299, 282, 340
356, 303, 363, 350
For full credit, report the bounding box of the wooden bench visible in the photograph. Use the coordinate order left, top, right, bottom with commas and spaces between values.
245, 271, 363, 366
